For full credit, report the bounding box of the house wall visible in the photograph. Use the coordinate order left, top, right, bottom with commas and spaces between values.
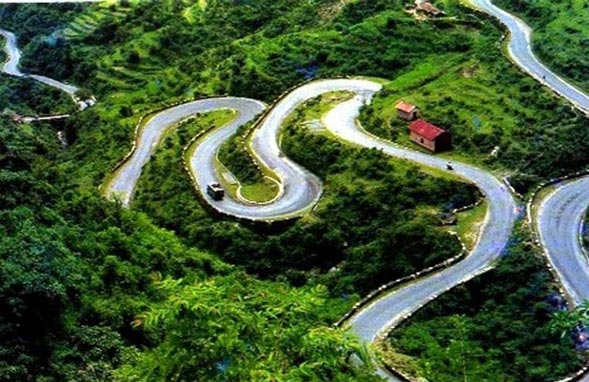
410, 131, 435, 151
397, 109, 417, 121
434, 132, 452, 152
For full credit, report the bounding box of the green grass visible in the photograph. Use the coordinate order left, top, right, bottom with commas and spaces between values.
452, 200, 488, 250
240, 179, 280, 203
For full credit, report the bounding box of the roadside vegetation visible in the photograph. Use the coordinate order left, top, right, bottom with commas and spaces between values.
0, 76, 75, 115
1, 0, 589, 381
135, 97, 477, 295
0, 91, 381, 382
386, 225, 584, 382
493, 0, 589, 92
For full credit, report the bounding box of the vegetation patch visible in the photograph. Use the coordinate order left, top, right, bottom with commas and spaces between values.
0, 76, 75, 116
217, 120, 281, 204
360, 49, 588, 195
386, 225, 585, 382
452, 199, 487, 250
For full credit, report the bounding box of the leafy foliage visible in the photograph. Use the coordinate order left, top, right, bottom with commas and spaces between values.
389, 227, 584, 381
116, 275, 381, 382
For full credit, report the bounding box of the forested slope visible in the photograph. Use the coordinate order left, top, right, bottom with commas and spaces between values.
0, 95, 380, 381
1, 1, 588, 381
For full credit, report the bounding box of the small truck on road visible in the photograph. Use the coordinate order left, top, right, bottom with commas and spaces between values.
206, 182, 225, 201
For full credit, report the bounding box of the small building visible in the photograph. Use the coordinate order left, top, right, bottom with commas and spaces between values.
408, 119, 451, 152
10, 113, 23, 123
415, 0, 445, 17
395, 101, 419, 121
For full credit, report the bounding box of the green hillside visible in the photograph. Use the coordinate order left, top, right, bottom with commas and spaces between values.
0, 1, 588, 381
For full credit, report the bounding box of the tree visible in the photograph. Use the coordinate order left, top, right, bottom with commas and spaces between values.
115, 274, 382, 382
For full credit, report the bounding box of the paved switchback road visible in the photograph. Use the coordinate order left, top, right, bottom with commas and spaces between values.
106, 98, 266, 207
108, 79, 388, 221
1, 28, 80, 95
105, 77, 516, 381
323, 94, 517, 379
470, 0, 589, 113
190, 79, 380, 220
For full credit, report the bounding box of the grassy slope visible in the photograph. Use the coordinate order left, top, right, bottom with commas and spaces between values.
361, 46, 587, 194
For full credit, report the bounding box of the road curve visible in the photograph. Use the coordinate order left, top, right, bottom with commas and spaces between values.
106, 97, 266, 207
538, 179, 589, 305
190, 79, 379, 220
1, 28, 80, 95
469, 0, 589, 114
323, 93, 517, 379
0, 29, 24, 77
470, 1, 589, 381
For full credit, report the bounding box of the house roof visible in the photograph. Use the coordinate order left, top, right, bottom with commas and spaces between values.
409, 119, 447, 140
395, 101, 417, 114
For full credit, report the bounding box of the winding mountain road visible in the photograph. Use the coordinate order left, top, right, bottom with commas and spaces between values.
0, 29, 23, 77
4, 1, 589, 381
471, 1, 589, 381
189, 80, 376, 220
470, 0, 589, 114
107, 97, 266, 207
1, 28, 80, 96
105, 75, 518, 381
326, 92, 517, 380
468, 0, 589, 337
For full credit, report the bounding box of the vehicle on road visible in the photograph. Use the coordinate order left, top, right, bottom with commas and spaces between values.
446, 162, 454, 170
206, 182, 225, 200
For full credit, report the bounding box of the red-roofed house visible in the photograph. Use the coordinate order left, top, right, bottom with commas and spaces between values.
408, 119, 451, 152
395, 101, 419, 121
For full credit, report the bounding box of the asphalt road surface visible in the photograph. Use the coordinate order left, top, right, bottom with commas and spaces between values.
538, 179, 589, 305
470, 0, 589, 114
190, 79, 382, 220
106, 97, 266, 207
0, 29, 24, 77
1, 28, 79, 95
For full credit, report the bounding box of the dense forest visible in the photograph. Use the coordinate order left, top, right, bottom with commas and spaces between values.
0, 98, 381, 381
1, 0, 588, 381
